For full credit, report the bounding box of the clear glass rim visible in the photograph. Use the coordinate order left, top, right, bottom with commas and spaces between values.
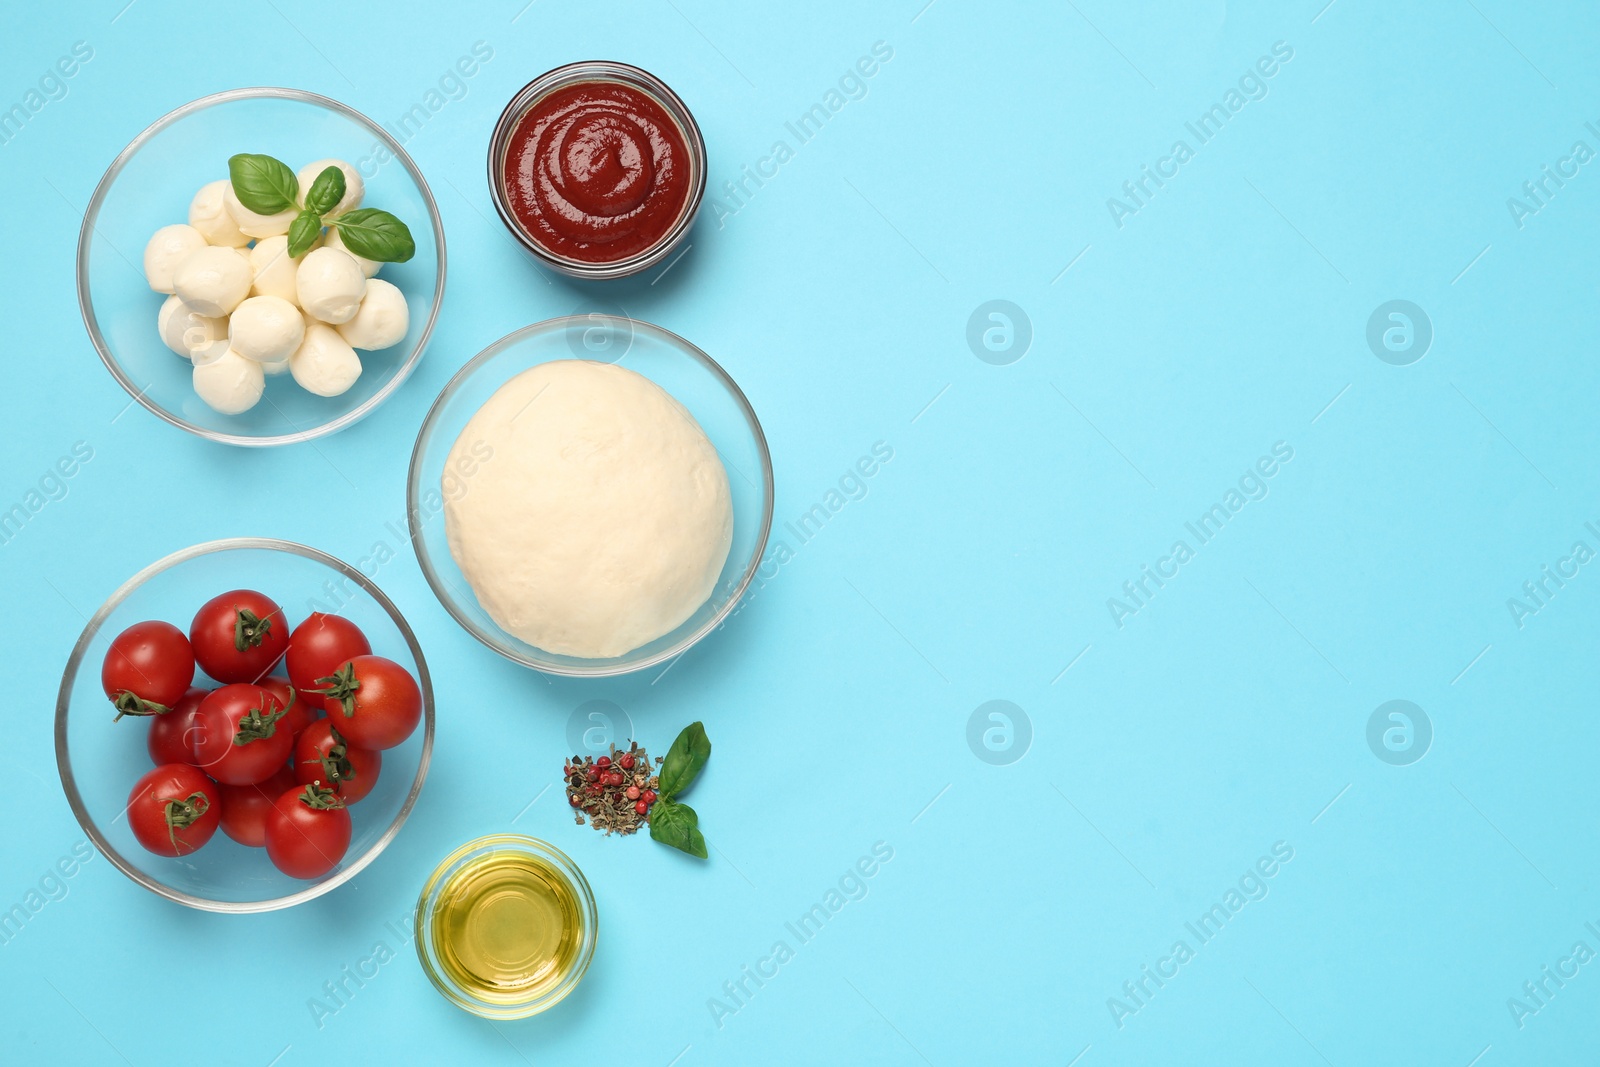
53, 537, 437, 913
406, 315, 774, 676
486, 61, 707, 280
75, 86, 448, 448
413, 833, 598, 1019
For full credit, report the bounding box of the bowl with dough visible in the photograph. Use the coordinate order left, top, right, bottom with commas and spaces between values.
407, 316, 773, 676
76, 87, 446, 446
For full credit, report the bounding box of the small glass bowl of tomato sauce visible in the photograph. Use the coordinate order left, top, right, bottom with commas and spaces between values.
488, 62, 707, 280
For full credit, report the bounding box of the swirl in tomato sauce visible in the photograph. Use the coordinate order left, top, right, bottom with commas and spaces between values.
502, 81, 692, 263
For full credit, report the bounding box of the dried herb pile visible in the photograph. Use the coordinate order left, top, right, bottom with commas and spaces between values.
565, 741, 660, 836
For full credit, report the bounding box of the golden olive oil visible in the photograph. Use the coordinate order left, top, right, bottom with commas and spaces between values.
430, 850, 583, 1005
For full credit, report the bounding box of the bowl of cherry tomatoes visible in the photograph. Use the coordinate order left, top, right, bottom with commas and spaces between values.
54, 538, 434, 912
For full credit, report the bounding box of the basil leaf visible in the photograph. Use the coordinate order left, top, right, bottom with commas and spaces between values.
649, 800, 708, 859
287, 211, 323, 259
228, 153, 299, 215
657, 721, 710, 800
332, 208, 415, 263
304, 165, 346, 216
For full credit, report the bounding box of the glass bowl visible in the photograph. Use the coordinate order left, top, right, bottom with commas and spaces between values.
407, 316, 773, 676
487, 61, 707, 280
414, 835, 597, 1019
54, 538, 435, 912
76, 87, 447, 446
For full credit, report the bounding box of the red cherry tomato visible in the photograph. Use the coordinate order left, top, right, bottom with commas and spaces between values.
259, 675, 318, 741
317, 656, 421, 751
145, 686, 208, 766
265, 782, 351, 879
286, 613, 370, 714
102, 620, 195, 718
292, 720, 380, 804
189, 590, 289, 684
191, 683, 295, 785
127, 764, 220, 857
218, 766, 295, 848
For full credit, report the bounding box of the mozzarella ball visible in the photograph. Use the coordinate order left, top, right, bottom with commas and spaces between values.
144, 224, 207, 294
296, 248, 366, 324
324, 226, 381, 278
223, 181, 298, 239
248, 234, 319, 303
290, 323, 363, 397
336, 279, 409, 351
229, 295, 306, 363
172, 245, 252, 316
193, 348, 266, 414
157, 295, 228, 361
188, 181, 249, 247
261, 358, 291, 377
296, 158, 363, 218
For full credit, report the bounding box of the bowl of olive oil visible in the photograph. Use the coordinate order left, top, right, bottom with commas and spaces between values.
415, 834, 597, 1018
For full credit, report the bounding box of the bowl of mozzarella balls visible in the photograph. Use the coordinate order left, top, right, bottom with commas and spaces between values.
77, 88, 445, 446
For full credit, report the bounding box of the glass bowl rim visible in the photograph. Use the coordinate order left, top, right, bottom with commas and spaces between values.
53, 536, 437, 913
413, 833, 598, 1019
406, 315, 774, 676
485, 61, 708, 280
75, 86, 449, 448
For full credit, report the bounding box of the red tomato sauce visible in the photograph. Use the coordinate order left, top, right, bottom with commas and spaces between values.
501, 81, 692, 263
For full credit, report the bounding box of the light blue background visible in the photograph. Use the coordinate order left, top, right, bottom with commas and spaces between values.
3, 1, 1597, 1064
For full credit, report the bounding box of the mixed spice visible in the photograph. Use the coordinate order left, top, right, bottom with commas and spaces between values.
565, 741, 661, 836
563, 721, 712, 858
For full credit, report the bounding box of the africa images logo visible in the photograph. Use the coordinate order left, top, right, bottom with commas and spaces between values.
1366, 700, 1431, 766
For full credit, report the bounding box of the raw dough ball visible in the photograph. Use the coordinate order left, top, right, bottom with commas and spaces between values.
188, 180, 249, 247
172, 245, 252, 316
229, 295, 305, 363
336, 279, 409, 350
223, 181, 298, 239
296, 247, 365, 324
193, 348, 265, 414
249, 234, 318, 302
324, 226, 380, 277
156, 295, 228, 362
144, 224, 207, 294
443, 360, 733, 659
289, 322, 362, 397
296, 158, 363, 217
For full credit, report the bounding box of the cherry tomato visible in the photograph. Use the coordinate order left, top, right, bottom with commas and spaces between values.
191, 683, 294, 785
317, 656, 421, 751
218, 766, 294, 848
292, 720, 380, 804
286, 613, 371, 714
127, 764, 220, 857
265, 782, 351, 879
102, 620, 195, 719
259, 675, 318, 741
145, 686, 208, 766
189, 590, 289, 684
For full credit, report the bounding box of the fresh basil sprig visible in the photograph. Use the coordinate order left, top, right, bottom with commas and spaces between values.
227, 152, 416, 263
303, 165, 346, 216
657, 721, 710, 798
228, 153, 299, 214
333, 207, 415, 263
650, 800, 707, 859
650, 721, 711, 859
287, 211, 323, 259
